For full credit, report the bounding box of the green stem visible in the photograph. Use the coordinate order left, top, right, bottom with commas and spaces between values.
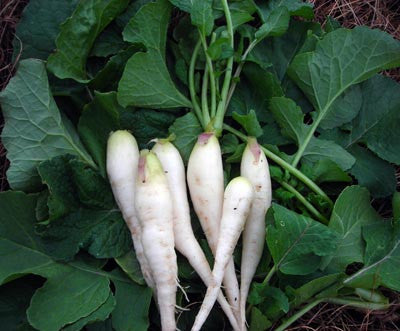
354, 288, 388, 304
223, 123, 247, 140
225, 39, 257, 110
275, 299, 324, 331
263, 146, 333, 207
200, 32, 217, 120
223, 124, 333, 206
201, 62, 211, 125
275, 296, 389, 331
189, 39, 205, 129
262, 266, 276, 286
291, 116, 322, 168
325, 297, 390, 310
281, 181, 329, 224
214, 0, 234, 133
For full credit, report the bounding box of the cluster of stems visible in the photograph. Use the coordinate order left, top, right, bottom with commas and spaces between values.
188, 5, 332, 224
186, 2, 391, 329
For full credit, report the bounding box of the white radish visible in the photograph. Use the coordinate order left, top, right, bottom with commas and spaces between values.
106, 130, 155, 289
192, 177, 254, 331
135, 150, 177, 331
187, 133, 241, 316
152, 140, 240, 331
239, 139, 272, 329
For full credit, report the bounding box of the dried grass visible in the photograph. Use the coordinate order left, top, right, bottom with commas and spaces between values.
309, 0, 400, 81
289, 291, 400, 331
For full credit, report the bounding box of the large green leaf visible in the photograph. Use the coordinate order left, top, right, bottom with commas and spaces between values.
252, 20, 321, 81
79, 91, 176, 170
255, 6, 290, 41
191, 0, 214, 36
349, 75, 400, 165
0, 277, 38, 331
256, 0, 314, 21
172, 0, 256, 29
38, 155, 114, 219
303, 138, 355, 171
270, 96, 308, 143
121, 109, 176, 148
169, 0, 191, 12
63, 292, 116, 331
232, 109, 263, 137
344, 221, 400, 292
115, 0, 154, 28
323, 186, 383, 272
267, 204, 339, 275
47, 0, 130, 82
270, 97, 355, 170
0, 191, 151, 331
115, 251, 146, 285
228, 62, 283, 124
90, 23, 126, 58
122, 0, 169, 52
0, 192, 108, 330
168, 112, 203, 164
90, 46, 141, 92
319, 85, 362, 130
13, 0, 79, 60
40, 208, 131, 262
0, 59, 94, 192
305, 159, 351, 184
249, 307, 271, 331
287, 273, 343, 307
348, 145, 396, 198
111, 270, 152, 331
285, 27, 400, 169
38, 155, 80, 221
27, 263, 111, 331
248, 285, 289, 320
37, 155, 130, 261
288, 27, 400, 119
0, 192, 42, 252
118, 0, 191, 108
229, 0, 258, 29
78, 92, 121, 177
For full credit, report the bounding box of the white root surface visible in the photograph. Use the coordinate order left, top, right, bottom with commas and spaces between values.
239, 139, 272, 330
135, 151, 178, 331
153, 140, 240, 331
106, 131, 155, 289
187, 133, 241, 317
192, 177, 254, 331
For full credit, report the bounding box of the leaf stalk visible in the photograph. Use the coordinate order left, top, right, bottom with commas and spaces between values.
188, 39, 205, 129
223, 124, 333, 207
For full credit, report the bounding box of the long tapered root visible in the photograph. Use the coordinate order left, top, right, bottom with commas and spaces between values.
192, 177, 254, 330
239, 139, 272, 330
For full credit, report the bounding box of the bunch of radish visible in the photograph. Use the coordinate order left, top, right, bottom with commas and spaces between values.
107, 130, 271, 331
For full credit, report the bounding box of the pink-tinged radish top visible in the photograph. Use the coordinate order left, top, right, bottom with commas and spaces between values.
138, 150, 165, 184
248, 137, 261, 163
197, 132, 214, 145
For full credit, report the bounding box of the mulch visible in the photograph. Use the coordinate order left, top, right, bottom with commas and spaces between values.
1, 1, 400, 330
